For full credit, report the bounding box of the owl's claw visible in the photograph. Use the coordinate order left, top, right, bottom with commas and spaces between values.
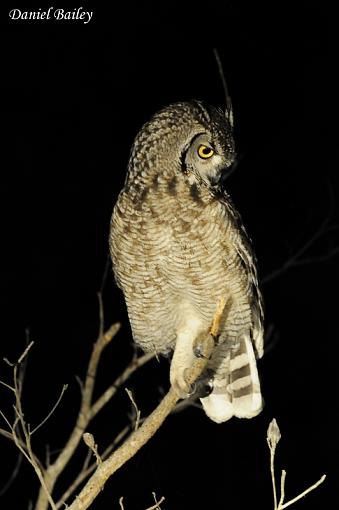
193, 332, 216, 359
193, 345, 207, 359
172, 371, 214, 399
170, 369, 194, 399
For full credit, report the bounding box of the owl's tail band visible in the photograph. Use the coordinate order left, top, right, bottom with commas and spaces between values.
200, 335, 263, 423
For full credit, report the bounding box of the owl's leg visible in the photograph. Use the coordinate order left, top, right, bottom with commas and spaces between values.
170, 307, 206, 398
193, 330, 218, 358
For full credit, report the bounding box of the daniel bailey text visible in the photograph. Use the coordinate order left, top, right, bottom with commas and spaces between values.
9, 7, 93, 24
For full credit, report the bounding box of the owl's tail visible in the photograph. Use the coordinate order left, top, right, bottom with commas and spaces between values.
200, 335, 263, 423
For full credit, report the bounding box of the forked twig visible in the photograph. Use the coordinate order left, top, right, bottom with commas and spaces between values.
267, 418, 326, 509
66, 297, 227, 510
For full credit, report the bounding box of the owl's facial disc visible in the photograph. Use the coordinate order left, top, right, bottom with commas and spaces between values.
183, 133, 234, 188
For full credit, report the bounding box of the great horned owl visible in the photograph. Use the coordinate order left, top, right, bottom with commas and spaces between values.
109, 100, 264, 423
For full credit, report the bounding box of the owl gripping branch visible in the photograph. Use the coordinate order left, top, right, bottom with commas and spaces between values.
110, 100, 264, 423
0, 294, 227, 510
66, 296, 228, 510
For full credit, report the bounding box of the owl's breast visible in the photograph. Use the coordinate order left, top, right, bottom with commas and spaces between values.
110, 179, 236, 304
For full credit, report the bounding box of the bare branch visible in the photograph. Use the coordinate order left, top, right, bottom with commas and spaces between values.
65, 297, 226, 510
279, 470, 287, 508
56, 425, 130, 509
280, 474, 326, 509
0, 380, 15, 392
34, 321, 155, 510
67, 388, 179, 509
3, 341, 34, 368
34, 322, 121, 510
146, 493, 165, 510
267, 418, 280, 509
288, 246, 339, 267
30, 385, 68, 435
118, 493, 165, 510
90, 351, 155, 420
267, 418, 326, 509
0, 425, 42, 466
83, 433, 102, 466
0, 409, 12, 430
18, 341, 35, 364
125, 388, 141, 431
3, 389, 56, 510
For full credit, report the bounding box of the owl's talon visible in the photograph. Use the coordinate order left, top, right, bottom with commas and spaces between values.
193, 332, 215, 359
193, 346, 207, 359
170, 368, 194, 399
186, 382, 196, 398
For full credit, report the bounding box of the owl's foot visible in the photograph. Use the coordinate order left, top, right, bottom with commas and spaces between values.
170, 308, 211, 399
193, 331, 215, 359
194, 371, 214, 398
170, 366, 193, 399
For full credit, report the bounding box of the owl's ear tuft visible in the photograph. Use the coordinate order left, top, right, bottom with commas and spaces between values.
213, 48, 234, 129
225, 102, 234, 130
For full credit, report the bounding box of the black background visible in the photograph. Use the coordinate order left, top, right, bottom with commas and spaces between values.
0, 2, 335, 509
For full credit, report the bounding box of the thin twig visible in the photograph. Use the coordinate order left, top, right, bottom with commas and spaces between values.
66, 298, 226, 510
56, 425, 130, 509
267, 418, 326, 509
67, 388, 180, 509
31, 385, 68, 435
125, 388, 141, 431
1, 321, 155, 510
0, 409, 12, 430
2, 346, 57, 510
278, 470, 287, 508
146, 493, 165, 510
83, 433, 101, 466
34, 323, 121, 510
279, 474, 326, 509
270, 448, 278, 509
90, 351, 155, 420
53, 343, 151, 509
18, 341, 35, 364
0, 425, 41, 465
0, 380, 15, 392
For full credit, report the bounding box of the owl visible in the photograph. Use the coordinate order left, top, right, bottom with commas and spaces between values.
109, 100, 264, 423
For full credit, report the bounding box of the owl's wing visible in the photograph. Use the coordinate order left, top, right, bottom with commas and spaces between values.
236, 241, 264, 358
219, 190, 264, 358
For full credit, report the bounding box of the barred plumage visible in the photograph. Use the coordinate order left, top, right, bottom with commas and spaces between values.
109, 100, 264, 423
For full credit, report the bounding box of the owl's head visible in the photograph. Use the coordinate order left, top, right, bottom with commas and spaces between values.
128, 100, 236, 190
182, 101, 236, 188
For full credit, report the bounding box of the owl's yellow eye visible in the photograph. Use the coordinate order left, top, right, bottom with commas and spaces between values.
197, 144, 214, 159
